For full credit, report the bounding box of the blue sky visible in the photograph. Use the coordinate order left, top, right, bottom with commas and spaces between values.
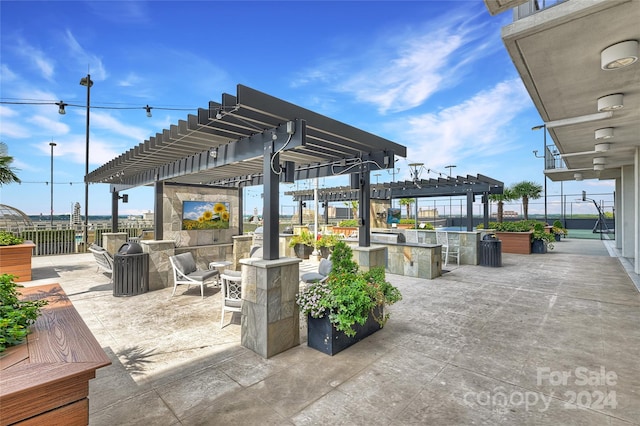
0, 1, 613, 219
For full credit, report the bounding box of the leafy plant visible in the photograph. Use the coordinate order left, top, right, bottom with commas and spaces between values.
296, 241, 402, 337
288, 229, 315, 247
338, 219, 358, 227
552, 220, 567, 236
315, 233, 341, 249
0, 231, 24, 246
532, 222, 555, 244
0, 274, 48, 352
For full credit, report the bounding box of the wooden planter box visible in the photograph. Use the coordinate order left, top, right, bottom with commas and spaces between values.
0, 284, 111, 425
307, 306, 383, 356
494, 231, 533, 254
332, 227, 358, 237
0, 241, 36, 282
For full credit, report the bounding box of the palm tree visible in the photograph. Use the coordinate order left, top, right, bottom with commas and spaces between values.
489, 188, 515, 223
511, 181, 543, 220
344, 200, 358, 219
398, 198, 415, 219
0, 155, 21, 186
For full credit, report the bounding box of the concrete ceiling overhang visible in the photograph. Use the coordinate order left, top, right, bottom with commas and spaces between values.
88, 84, 407, 190
499, 0, 639, 182
286, 174, 504, 202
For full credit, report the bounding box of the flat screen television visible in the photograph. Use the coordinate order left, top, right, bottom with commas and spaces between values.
182, 201, 230, 230
387, 208, 401, 224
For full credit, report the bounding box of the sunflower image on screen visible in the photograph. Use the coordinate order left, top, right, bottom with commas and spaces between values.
182, 201, 230, 230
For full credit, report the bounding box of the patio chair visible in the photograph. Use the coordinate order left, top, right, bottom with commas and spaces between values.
88, 244, 114, 282
220, 271, 242, 328
301, 258, 333, 286
169, 252, 219, 299
436, 231, 459, 267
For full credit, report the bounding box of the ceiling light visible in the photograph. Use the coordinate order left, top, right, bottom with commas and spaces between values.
594, 142, 611, 152
601, 40, 638, 70
545, 111, 612, 129
597, 94, 624, 111
595, 128, 614, 140
593, 157, 606, 165
593, 164, 605, 171
574, 173, 583, 181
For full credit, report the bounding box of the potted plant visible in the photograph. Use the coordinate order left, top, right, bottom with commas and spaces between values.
315, 233, 341, 259
532, 222, 555, 253
488, 220, 535, 254
0, 231, 36, 282
552, 220, 567, 241
288, 229, 315, 259
0, 274, 48, 352
296, 241, 402, 355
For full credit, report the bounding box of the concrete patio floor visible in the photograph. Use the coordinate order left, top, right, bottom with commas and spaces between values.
21, 238, 640, 425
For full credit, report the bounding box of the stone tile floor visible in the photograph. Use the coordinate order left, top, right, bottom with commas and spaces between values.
19, 239, 640, 425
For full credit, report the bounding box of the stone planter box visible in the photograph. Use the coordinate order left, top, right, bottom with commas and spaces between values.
307, 306, 383, 356
0, 241, 36, 282
494, 231, 533, 254
0, 284, 111, 425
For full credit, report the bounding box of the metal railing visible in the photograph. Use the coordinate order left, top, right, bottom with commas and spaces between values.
2, 222, 153, 256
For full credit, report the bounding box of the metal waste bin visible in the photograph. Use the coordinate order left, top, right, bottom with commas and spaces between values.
113, 242, 149, 296
480, 235, 502, 267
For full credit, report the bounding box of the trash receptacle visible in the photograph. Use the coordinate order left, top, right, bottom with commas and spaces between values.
480, 235, 502, 267
113, 242, 149, 296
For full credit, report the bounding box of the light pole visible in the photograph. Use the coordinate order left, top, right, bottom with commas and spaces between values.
532, 124, 548, 223
408, 163, 424, 228
374, 173, 381, 185
445, 165, 456, 224
80, 74, 93, 250
49, 141, 56, 226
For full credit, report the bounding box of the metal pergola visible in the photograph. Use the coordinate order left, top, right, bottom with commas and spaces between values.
286, 174, 504, 231
87, 84, 407, 258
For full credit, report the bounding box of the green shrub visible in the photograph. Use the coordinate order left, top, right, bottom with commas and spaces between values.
0, 231, 24, 246
338, 219, 358, 227
0, 274, 48, 352
296, 241, 402, 337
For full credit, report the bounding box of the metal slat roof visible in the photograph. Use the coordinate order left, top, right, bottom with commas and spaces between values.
88, 84, 407, 188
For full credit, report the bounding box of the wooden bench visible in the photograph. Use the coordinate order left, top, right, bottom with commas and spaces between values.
0, 284, 111, 425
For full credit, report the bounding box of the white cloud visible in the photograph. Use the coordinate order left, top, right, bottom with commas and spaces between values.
399, 78, 530, 169
88, 111, 149, 142
117, 72, 142, 87
14, 38, 55, 80
64, 30, 108, 81
30, 115, 71, 135
292, 9, 500, 114
0, 64, 17, 82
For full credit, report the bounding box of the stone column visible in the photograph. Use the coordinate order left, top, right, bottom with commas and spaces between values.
240, 257, 301, 358
141, 240, 176, 291
351, 245, 387, 272
102, 232, 127, 256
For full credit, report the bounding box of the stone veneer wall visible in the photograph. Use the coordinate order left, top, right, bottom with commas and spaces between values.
240, 257, 300, 358
142, 240, 178, 291
385, 243, 442, 279
163, 185, 239, 247
404, 230, 481, 265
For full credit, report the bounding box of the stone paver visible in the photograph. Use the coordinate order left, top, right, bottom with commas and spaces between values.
20, 239, 640, 425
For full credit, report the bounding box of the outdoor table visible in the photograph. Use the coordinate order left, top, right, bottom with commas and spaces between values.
209, 260, 232, 284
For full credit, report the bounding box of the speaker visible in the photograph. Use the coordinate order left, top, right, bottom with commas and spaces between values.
283, 161, 295, 183
350, 173, 360, 189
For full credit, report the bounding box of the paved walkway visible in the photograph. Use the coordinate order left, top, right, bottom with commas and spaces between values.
21, 239, 640, 425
